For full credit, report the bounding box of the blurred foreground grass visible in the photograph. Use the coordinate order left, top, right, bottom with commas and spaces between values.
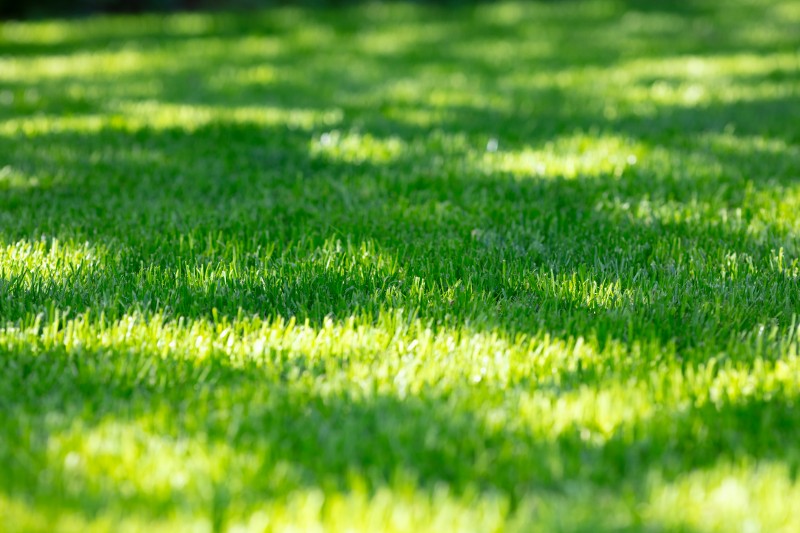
1, 0, 800, 531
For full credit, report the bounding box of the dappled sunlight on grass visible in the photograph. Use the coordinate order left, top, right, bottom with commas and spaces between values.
0, 34, 288, 86
0, 103, 343, 136
0, 493, 208, 533
481, 134, 645, 179
646, 461, 800, 533
0, 12, 226, 45
2, 308, 800, 529
2, 0, 800, 529
0, 49, 169, 80
616, 52, 800, 81
310, 131, 406, 165
0, 238, 107, 286
49, 419, 234, 504
0, 165, 41, 190
10, 460, 800, 533
114, 101, 342, 132
0, 115, 112, 136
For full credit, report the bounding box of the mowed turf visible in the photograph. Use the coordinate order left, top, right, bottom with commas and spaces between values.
1, 0, 800, 530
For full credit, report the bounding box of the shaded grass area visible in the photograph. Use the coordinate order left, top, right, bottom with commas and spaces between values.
1, 0, 800, 531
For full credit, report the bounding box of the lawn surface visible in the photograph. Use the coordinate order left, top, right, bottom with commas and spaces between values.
1, 0, 800, 531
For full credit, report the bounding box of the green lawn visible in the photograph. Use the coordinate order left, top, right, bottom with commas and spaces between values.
1, 0, 800, 530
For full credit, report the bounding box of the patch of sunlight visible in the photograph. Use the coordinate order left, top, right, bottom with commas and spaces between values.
475, 1, 536, 26
228, 484, 511, 533
627, 79, 793, 110
700, 132, 800, 158
482, 134, 645, 179
0, 238, 106, 289
769, 0, 800, 22
0, 102, 343, 136
604, 187, 734, 232
424, 86, 512, 112
707, 356, 800, 406
646, 461, 800, 533
1, 20, 71, 45
0, 311, 485, 387
732, 22, 797, 49
355, 22, 454, 56
502, 52, 798, 114
406, 71, 519, 112
162, 13, 217, 36
48, 417, 255, 505
600, 140, 800, 251
640, 196, 800, 262
288, 23, 338, 48
762, 182, 800, 225
516, 382, 655, 444
14, 311, 800, 433
116, 101, 343, 131
0, 497, 50, 533
380, 106, 448, 128
1, 468, 510, 532
0, 35, 283, 84
376, 72, 512, 111
0, 115, 108, 137
12, 307, 800, 419
586, 52, 798, 111
0, 13, 223, 46
0, 494, 209, 533
380, 77, 434, 104
545, 272, 639, 310
743, 186, 800, 247
523, 336, 800, 443
310, 130, 406, 164
0, 165, 39, 190
514, 329, 800, 444
616, 52, 800, 81
222, 35, 286, 60
209, 64, 278, 89
686, 335, 798, 397
0, 50, 162, 82
447, 39, 554, 65
0, 302, 594, 398
47, 417, 515, 531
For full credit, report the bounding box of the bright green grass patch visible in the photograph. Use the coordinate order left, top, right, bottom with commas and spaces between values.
2, 0, 800, 531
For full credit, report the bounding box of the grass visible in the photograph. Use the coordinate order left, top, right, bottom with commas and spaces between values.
1, 0, 800, 530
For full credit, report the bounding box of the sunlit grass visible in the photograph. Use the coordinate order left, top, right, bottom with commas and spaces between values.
3, 307, 799, 530
2, 0, 800, 530
646, 462, 800, 533
481, 134, 645, 179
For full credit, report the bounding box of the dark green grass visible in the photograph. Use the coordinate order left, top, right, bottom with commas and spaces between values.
1, 0, 800, 531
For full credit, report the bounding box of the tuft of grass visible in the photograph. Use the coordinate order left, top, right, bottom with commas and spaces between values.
1, 0, 800, 531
